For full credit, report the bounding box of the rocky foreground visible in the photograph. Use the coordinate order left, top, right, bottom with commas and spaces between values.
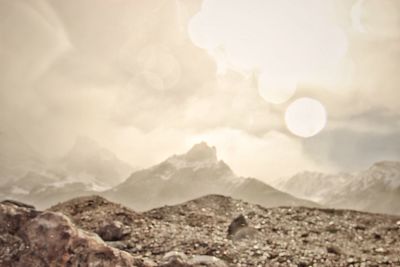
1, 195, 400, 266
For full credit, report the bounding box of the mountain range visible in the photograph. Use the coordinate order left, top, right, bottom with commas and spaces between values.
104, 142, 316, 211
0, 133, 399, 215
0, 135, 133, 208
274, 161, 400, 215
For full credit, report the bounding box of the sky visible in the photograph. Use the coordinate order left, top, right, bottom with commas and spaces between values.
0, 0, 399, 182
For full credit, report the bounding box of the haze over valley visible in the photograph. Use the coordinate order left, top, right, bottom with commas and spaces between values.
1, 0, 400, 266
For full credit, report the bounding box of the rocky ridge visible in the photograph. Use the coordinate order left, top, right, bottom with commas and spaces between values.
45, 195, 400, 266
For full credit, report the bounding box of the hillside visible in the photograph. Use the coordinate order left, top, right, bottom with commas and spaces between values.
2, 195, 398, 266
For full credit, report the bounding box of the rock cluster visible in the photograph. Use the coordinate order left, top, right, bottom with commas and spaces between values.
2, 194, 400, 266
0, 199, 150, 267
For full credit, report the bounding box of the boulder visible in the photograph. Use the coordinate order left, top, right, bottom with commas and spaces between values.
227, 214, 248, 237
0, 200, 149, 267
159, 251, 190, 267
97, 220, 131, 241
227, 214, 258, 241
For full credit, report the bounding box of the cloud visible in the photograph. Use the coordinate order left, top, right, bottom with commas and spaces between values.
303, 126, 400, 171
189, 0, 347, 72
351, 0, 400, 39
0, 0, 399, 178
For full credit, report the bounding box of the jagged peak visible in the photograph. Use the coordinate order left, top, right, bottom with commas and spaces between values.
183, 142, 217, 162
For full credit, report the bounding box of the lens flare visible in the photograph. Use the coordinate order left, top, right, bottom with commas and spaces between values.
258, 71, 297, 104
188, 0, 348, 76
285, 97, 327, 138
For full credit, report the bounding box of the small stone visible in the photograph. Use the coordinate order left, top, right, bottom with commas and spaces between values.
105, 241, 127, 250
354, 224, 366, 231
373, 233, 382, 240
347, 258, 356, 264
96, 221, 130, 241
326, 245, 342, 255
189, 255, 228, 267
160, 251, 189, 267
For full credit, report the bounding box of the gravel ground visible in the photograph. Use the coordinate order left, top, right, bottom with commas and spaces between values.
49, 194, 400, 266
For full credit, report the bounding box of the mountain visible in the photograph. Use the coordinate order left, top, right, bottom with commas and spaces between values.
56, 136, 134, 187
105, 142, 317, 211
272, 171, 352, 203
0, 170, 100, 209
325, 161, 400, 215
274, 161, 400, 215
0, 136, 134, 209
0, 128, 44, 184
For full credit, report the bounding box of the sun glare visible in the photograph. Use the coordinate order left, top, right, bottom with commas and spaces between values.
258, 71, 297, 104
188, 0, 348, 136
285, 98, 327, 138
188, 0, 348, 74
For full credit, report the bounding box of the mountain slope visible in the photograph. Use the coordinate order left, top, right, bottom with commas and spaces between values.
275, 161, 400, 215
0, 136, 132, 209
0, 171, 99, 209
325, 161, 400, 214
57, 136, 133, 187
105, 142, 317, 211
273, 171, 351, 203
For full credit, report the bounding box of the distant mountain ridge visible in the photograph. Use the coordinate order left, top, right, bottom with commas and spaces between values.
274, 161, 400, 215
1, 135, 399, 215
57, 136, 134, 187
105, 142, 318, 211
0, 136, 134, 208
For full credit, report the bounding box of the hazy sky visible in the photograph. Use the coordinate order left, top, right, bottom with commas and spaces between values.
0, 0, 399, 181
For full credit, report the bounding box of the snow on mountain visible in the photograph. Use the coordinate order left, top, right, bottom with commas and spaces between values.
355, 161, 400, 191
275, 161, 400, 215
106, 142, 318, 211
272, 171, 351, 203
0, 170, 103, 209
0, 135, 134, 208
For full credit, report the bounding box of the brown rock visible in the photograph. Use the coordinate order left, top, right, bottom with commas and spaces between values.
159, 251, 191, 267
188, 255, 228, 267
326, 245, 342, 255
227, 214, 248, 237
0, 201, 149, 267
97, 220, 131, 241
227, 214, 258, 241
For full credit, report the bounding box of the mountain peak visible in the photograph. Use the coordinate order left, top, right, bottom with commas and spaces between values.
184, 142, 217, 162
